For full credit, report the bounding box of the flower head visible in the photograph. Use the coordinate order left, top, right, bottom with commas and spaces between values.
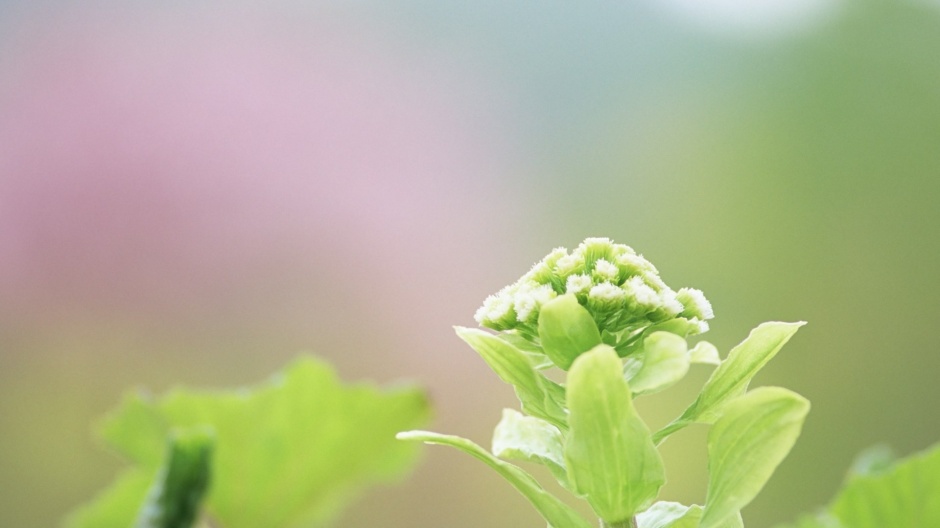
474, 238, 714, 343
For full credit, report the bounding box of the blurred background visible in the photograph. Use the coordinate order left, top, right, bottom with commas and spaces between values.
2, 0, 939, 526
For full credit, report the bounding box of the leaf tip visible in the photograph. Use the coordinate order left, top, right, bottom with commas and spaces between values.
396, 430, 427, 442
454, 325, 482, 341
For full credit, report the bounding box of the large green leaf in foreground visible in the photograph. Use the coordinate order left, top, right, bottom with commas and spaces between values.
565, 345, 665, 523
67, 357, 430, 528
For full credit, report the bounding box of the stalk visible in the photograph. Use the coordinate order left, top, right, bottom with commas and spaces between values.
600, 517, 637, 528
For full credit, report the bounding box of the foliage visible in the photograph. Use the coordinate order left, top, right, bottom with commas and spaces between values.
399, 237, 810, 527
135, 428, 214, 528
67, 357, 430, 528
776, 442, 940, 528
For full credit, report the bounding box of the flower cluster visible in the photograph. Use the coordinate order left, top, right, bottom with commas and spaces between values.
474, 238, 713, 340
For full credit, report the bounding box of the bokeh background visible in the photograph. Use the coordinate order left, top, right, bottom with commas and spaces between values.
2, 0, 940, 526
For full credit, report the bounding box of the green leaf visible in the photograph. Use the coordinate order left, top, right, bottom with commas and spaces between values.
537, 294, 603, 370
636, 502, 701, 528
713, 512, 744, 528
565, 345, 665, 523
498, 332, 555, 370
615, 318, 704, 358
689, 341, 720, 365
397, 431, 593, 528
654, 321, 805, 443
70, 356, 430, 528
846, 444, 897, 478
96, 393, 169, 468
492, 409, 569, 488
624, 332, 690, 396
135, 428, 214, 528
456, 327, 567, 430
772, 513, 840, 528
830, 442, 940, 528
66, 471, 155, 528
636, 502, 745, 528
701, 387, 810, 528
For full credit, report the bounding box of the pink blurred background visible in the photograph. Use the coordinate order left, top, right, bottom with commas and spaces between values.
0, 4, 537, 525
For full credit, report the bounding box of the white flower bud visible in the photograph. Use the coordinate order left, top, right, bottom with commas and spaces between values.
610, 242, 636, 258
693, 319, 710, 334
554, 253, 585, 277
576, 237, 616, 268
617, 253, 657, 277
593, 258, 620, 282
678, 287, 714, 320
474, 288, 516, 329
513, 282, 557, 324
659, 288, 684, 318
587, 282, 627, 313
623, 276, 660, 313
523, 247, 568, 284
565, 274, 593, 295
641, 272, 668, 292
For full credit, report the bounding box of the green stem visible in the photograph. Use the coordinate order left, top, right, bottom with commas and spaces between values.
651, 418, 688, 445
600, 517, 637, 528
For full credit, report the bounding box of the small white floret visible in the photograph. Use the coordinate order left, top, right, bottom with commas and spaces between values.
474, 290, 514, 325
513, 282, 557, 323
580, 237, 612, 248
576, 237, 615, 262
543, 247, 569, 264
587, 282, 627, 312
565, 274, 593, 295
659, 288, 684, 318
678, 287, 714, 320
530, 283, 556, 305
554, 253, 585, 277
524, 247, 569, 282
610, 243, 636, 257
617, 253, 656, 275
593, 258, 620, 281
624, 276, 660, 311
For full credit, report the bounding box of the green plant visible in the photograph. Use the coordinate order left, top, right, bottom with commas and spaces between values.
399, 237, 810, 528
776, 442, 940, 528
67, 357, 430, 528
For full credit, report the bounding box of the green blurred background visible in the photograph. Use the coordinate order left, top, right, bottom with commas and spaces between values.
2, 1, 939, 526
